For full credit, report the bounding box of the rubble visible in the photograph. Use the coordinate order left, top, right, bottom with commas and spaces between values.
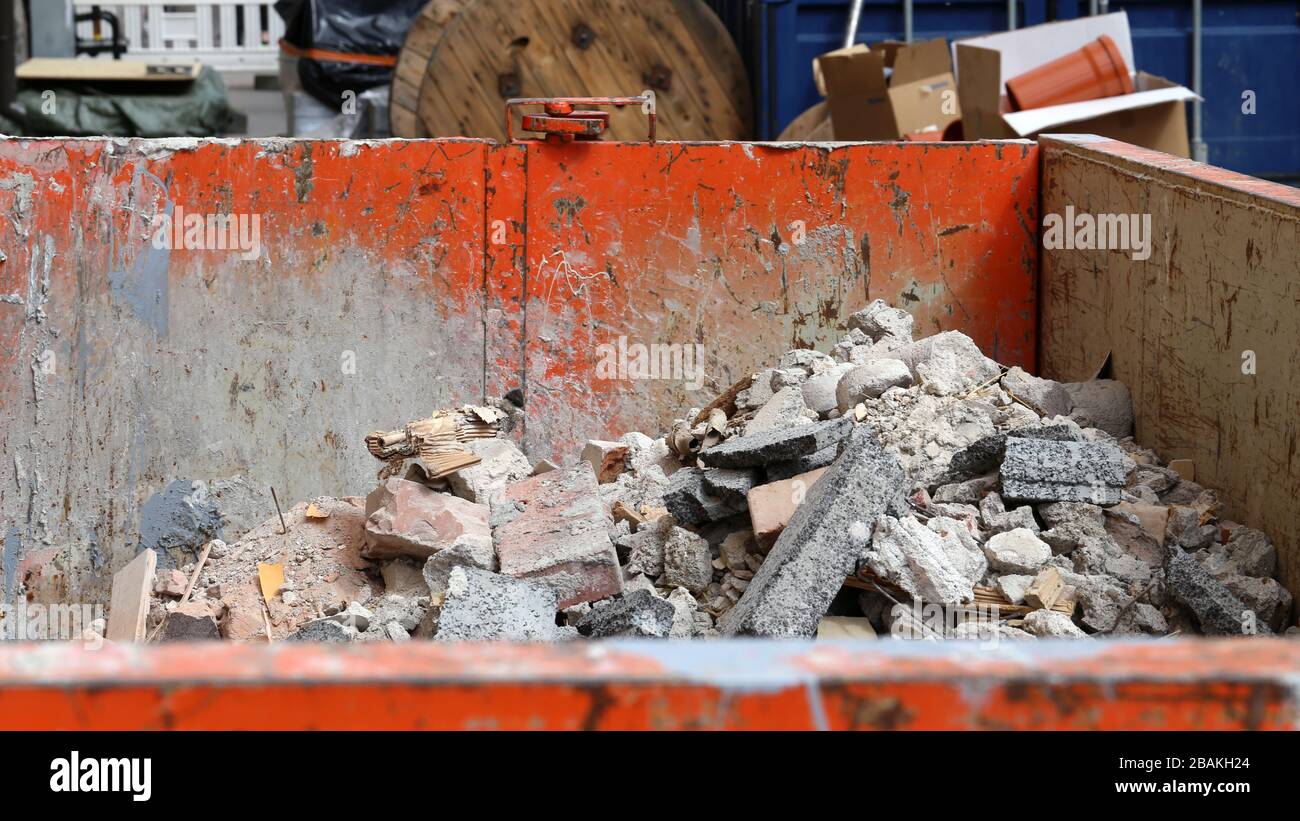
363, 478, 492, 560
698, 418, 852, 469
448, 438, 532, 503
865, 514, 986, 605
1000, 438, 1134, 505
719, 426, 906, 637
436, 566, 575, 641
745, 467, 828, 550
576, 589, 675, 638
140, 304, 1293, 645
494, 463, 623, 608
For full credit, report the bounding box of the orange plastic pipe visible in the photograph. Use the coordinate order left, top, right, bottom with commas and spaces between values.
1006, 34, 1134, 111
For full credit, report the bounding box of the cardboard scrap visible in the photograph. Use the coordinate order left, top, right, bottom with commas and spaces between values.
258, 563, 285, 601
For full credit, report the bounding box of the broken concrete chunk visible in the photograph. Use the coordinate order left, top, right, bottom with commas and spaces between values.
763, 445, 838, 483
154, 569, 188, 598
847, 300, 914, 346
1022, 609, 1088, 638
1165, 547, 1265, 636
621, 517, 671, 577
719, 426, 906, 637
995, 573, 1035, 605
664, 467, 740, 526
701, 468, 760, 507
1064, 379, 1134, 438
933, 474, 997, 504
288, 618, 358, 643
576, 589, 675, 638
159, 600, 221, 641
983, 528, 1052, 574
835, 359, 913, 412
746, 467, 829, 551
436, 566, 572, 641
666, 586, 698, 638
700, 417, 852, 470
1000, 438, 1134, 505
380, 558, 428, 595
735, 368, 777, 412
1000, 366, 1072, 418
800, 362, 856, 416
448, 438, 533, 504
1222, 575, 1293, 633
865, 514, 986, 605
1039, 501, 1105, 530
421, 535, 497, 595
363, 478, 492, 560
1205, 527, 1277, 579
779, 348, 835, 376
978, 492, 1039, 535
943, 433, 1007, 482
580, 440, 630, 483
746, 385, 814, 435
494, 463, 623, 608
661, 527, 713, 594
892, 331, 1000, 396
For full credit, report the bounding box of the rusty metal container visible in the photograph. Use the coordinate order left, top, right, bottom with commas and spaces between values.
1, 114, 1298, 728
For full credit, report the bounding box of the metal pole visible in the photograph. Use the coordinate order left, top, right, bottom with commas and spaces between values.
1192, 0, 1207, 162
843, 0, 864, 49
904, 0, 914, 43
1007, 0, 1016, 30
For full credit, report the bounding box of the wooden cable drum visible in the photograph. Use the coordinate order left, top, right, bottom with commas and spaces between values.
777, 100, 832, 141
391, 0, 468, 138
415, 0, 752, 142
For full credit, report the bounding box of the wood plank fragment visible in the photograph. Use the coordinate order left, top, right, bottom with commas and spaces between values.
107, 549, 157, 643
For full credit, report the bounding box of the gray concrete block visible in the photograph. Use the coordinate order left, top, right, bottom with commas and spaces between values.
435, 566, 571, 641
718, 426, 906, 637
699, 418, 853, 470
576, 589, 675, 638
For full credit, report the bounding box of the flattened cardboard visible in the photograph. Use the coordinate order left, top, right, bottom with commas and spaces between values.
816, 38, 959, 141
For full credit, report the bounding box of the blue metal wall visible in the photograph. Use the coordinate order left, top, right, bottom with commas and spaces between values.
715, 0, 1300, 179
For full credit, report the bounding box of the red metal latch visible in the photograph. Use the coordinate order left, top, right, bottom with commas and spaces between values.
506, 95, 656, 144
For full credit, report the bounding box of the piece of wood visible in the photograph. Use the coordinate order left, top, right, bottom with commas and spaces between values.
816, 616, 876, 639
611, 500, 646, 531
16, 57, 201, 82
1024, 567, 1064, 611
106, 549, 157, 643
146, 540, 214, 644
390, 0, 467, 138
416, 0, 751, 142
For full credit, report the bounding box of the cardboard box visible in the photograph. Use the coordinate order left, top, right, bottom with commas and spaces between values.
814, 38, 960, 141
954, 12, 1198, 156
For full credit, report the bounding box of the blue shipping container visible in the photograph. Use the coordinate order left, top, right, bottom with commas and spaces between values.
715, 0, 1300, 179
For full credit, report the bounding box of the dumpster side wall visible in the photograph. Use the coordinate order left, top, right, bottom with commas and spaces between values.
1038, 135, 1300, 598
0, 139, 490, 603
0, 137, 1039, 604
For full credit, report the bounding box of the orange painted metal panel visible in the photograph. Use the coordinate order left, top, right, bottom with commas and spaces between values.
517, 141, 1039, 459
0, 641, 1294, 730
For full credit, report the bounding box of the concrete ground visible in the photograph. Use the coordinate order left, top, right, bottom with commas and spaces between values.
224, 72, 287, 137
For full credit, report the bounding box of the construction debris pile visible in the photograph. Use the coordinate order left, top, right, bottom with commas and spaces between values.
142, 301, 1294, 642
